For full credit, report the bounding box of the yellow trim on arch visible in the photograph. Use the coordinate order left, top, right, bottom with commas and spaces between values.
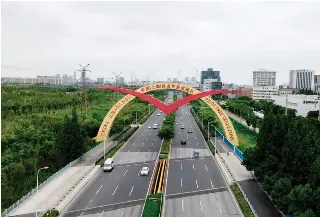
94, 83, 239, 146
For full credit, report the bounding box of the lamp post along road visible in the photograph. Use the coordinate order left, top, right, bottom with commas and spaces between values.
36, 166, 49, 217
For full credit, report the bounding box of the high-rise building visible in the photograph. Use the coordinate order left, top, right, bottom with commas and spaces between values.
253, 69, 276, 87
184, 77, 189, 82
289, 69, 315, 90
97, 77, 104, 84
314, 74, 320, 93
119, 76, 125, 85
173, 78, 178, 82
191, 77, 197, 82
167, 78, 172, 82
200, 68, 221, 84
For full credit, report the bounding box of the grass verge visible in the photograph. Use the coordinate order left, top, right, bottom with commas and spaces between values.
206, 139, 216, 155
43, 209, 59, 217
95, 141, 126, 165
230, 184, 255, 217
142, 193, 163, 217
159, 139, 170, 159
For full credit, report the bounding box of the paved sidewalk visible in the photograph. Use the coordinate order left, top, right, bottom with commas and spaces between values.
8, 140, 115, 217
212, 137, 280, 217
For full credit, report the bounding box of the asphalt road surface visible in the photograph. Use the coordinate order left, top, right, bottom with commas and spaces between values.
61, 94, 173, 217
164, 98, 242, 217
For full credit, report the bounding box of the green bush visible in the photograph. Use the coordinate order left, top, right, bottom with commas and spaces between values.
43, 209, 59, 217
142, 193, 163, 217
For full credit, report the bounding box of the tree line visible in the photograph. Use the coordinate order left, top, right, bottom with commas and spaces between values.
1, 85, 167, 210
243, 110, 320, 217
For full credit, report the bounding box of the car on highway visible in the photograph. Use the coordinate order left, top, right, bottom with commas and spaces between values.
157, 113, 161, 116
148, 126, 151, 129
181, 125, 185, 129
140, 167, 150, 176
181, 140, 186, 145
153, 124, 158, 129
188, 129, 192, 133
103, 158, 114, 172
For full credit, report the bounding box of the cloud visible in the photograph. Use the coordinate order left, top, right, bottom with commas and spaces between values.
1, 1, 320, 85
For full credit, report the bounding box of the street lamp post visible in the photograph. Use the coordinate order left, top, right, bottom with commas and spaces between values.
36, 166, 49, 216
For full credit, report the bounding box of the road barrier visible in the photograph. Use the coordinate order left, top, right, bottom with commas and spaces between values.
150, 159, 167, 194
215, 129, 244, 161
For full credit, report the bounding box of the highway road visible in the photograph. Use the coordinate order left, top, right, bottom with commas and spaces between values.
164, 94, 242, 217
61, 94, 173, 217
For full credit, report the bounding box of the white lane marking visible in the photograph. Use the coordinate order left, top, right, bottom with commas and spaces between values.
80, 212, 84, 217
142, 143, 144, 147
154, 138, 156, 141
138, 137, 140, 140
149, 149, 150, 152
120, 211, 124, 217
128, 150, 130, 152
129, 186, 135, 196
196, 180, 198, 188
181, 178, 183, 188
182, 199, 184, 212
205, 165, 208, 172
109, 170, 113, 177
193, 165, 195, 170
199, 200, 204, 215
96, 185, 103, 194
123, 169, 128, 176
146, 138, 147, 141
138, 149, 140, 152
141, 133, 143, 136
133, 143, 135, 146
99, 211, 104, 217
181, 164, 182, 170
210, 180, 214, 189
144, 156, 147, 162
112, 186, 118, 195
180, 154, 181, 159
195, 137, 196, 139
151, 143, 154, 146
197, 142, 199, 146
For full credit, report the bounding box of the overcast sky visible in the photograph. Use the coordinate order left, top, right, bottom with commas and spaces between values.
1, 1, 320, 85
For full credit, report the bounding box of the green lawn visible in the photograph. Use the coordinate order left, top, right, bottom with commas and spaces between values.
230, 119, 257, 152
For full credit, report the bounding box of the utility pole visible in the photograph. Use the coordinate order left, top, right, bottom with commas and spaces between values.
318, 94, 320, 121
77, 64, 91, 116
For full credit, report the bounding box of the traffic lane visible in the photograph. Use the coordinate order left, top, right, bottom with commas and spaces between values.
63, 163, 154, 213
93, 163, 155, 207
165, 191, 239, 217
62, 200, 144, 217
166, 158, 226, 195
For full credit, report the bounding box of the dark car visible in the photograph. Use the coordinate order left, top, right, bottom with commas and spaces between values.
181, 140, 187, 145
188, 129, 192, 133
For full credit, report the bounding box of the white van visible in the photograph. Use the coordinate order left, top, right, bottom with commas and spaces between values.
103, 158, 114, 172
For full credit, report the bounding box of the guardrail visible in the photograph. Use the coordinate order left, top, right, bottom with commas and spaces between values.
1, 136, 114, 217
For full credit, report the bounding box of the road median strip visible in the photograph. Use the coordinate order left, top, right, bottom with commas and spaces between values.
230, 184, 256, 217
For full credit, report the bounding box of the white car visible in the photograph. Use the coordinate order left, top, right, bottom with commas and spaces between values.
140, 167, 149, 176
148, 126, 151, 129
157, 113, 161, 116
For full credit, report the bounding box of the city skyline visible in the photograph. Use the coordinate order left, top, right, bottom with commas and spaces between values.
2, 1, 320, 85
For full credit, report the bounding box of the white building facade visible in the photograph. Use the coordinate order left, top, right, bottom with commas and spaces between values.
253, 69, 276, 87
289, 69, 315, 90
202, 78, 217, 91
271, 94, 320, 117
252, 86, 279, 100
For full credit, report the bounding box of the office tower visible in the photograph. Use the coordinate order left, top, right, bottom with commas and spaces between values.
289, 69, 315, 90
253, 69, 276, 86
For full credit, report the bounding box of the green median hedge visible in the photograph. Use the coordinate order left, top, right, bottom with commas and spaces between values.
230, 184, 255, 217
142, 193, 163, 217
